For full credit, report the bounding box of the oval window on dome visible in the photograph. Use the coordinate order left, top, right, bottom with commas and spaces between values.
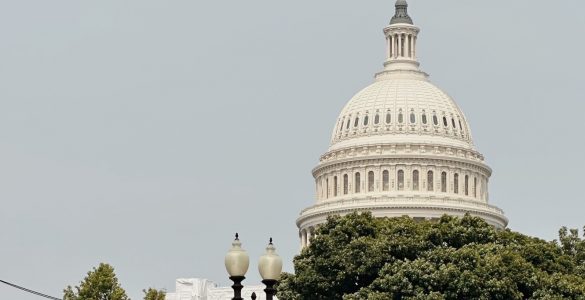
443, 116, 448, 127
458, 119, 463, 130
346, 118, 351, 129
363, 115, 369, 126
354, 117, 359, 128
422, 114, 427, 124
398, 112, 404, 124
374, 114, 380, 125
410, 113, 416, 124
451, 118, 456, 128
433, 115, 438, 126
386, 112, 391, 124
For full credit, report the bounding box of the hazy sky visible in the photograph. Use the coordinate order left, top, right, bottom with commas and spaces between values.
1, 1, 584, 299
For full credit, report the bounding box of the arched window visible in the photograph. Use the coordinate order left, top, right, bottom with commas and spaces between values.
459, 119, 463, 130
443, 116, 448, 127
452, 118, 456, 128
354, 117, 359, 128
368, 171, 375, 192
374, 114, 380, 125
398, 112, 404, 124
397, 170, 404, 191
427, 171, 434, 191
410, 113, 416, 124
343, 174, 348, 195
474, 177, 478, 198
413, 170, 419, 191
355, 172, 361, 193
433, 114, 439, 126
465, 175, 469, 196
333, 176, 338, 197
422, 113, 428, 124
383, 170, 389, 191
386, 112, 392, 124
339, 118, 344, 132
441, 172, 447, 192
454, 173, 459, 194
326, 178, 329, 198
363, 115, 369, 126
346, 118, 351, 129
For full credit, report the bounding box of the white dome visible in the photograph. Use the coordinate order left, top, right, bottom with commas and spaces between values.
297, 2, 507, 249
330, 72, 474, 152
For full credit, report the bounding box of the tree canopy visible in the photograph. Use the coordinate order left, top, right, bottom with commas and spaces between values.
277, 213, 585, 300
143, 288, 166, 300
64, 263, 130, 300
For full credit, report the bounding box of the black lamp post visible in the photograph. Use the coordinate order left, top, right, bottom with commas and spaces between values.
225, 235, 283, 300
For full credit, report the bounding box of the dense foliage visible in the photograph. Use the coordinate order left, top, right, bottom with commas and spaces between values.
143, 288, 166, 300
277, 213, 585, 300
64, 263, 130, 300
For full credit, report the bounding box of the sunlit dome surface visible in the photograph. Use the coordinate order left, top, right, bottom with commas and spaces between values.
330, 73, 474, 152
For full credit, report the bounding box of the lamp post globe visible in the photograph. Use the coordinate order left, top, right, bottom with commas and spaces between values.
225, 233, 249, 300
258, 238, 282, 300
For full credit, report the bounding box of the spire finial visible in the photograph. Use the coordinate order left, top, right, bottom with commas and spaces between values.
235, 233, 239, 240
390, 0, 413, 25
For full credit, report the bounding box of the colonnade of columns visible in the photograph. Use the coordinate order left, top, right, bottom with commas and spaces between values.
386, 33, 417, 60
299, 227, 316, 249
316, 166, 488, 203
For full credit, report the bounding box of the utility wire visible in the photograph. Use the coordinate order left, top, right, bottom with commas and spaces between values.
0, 279, 62, 300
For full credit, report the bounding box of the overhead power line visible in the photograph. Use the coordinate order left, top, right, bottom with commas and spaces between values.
0, 279, 62, 300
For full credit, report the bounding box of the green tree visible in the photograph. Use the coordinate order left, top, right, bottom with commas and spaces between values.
277, 213, 585, 300
64, 263, 130, 300
143, 288, 165, 300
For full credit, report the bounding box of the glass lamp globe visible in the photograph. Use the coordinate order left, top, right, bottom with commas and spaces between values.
225, 233, 250, 277
258, 238, 283, 281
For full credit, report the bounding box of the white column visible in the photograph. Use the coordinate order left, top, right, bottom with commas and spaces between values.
387, 37, 391, 59
395, 34, 399, 58
405, 35, 410, 58
412, 35, 417, 58
398, 34, 402, 57
301, 230, 307, 248
389, 36, 394, 59
306, 229, 312, 246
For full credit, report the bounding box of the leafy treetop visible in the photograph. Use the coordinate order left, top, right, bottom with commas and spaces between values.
64, 263, 130, 300
277, 213, 585, 300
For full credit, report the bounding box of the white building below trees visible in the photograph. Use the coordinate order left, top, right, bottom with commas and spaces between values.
165, 278, 270, 300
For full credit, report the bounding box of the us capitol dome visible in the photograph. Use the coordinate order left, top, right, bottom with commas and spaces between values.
297, 0, 508, 247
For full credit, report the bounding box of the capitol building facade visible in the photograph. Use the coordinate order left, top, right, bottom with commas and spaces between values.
297, 0, 507, 248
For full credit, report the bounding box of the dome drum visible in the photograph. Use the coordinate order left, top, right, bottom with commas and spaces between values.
312, 159, 490, 204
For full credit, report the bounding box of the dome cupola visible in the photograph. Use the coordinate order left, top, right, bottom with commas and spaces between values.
390, 0, 413, 25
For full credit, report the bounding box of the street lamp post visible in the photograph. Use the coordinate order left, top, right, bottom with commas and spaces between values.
258, 238, 283, 300
225, 235, 283, 300
225, 233, 250, 300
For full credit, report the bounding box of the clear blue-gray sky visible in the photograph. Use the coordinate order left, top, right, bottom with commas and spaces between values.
1, 1, 584, 299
